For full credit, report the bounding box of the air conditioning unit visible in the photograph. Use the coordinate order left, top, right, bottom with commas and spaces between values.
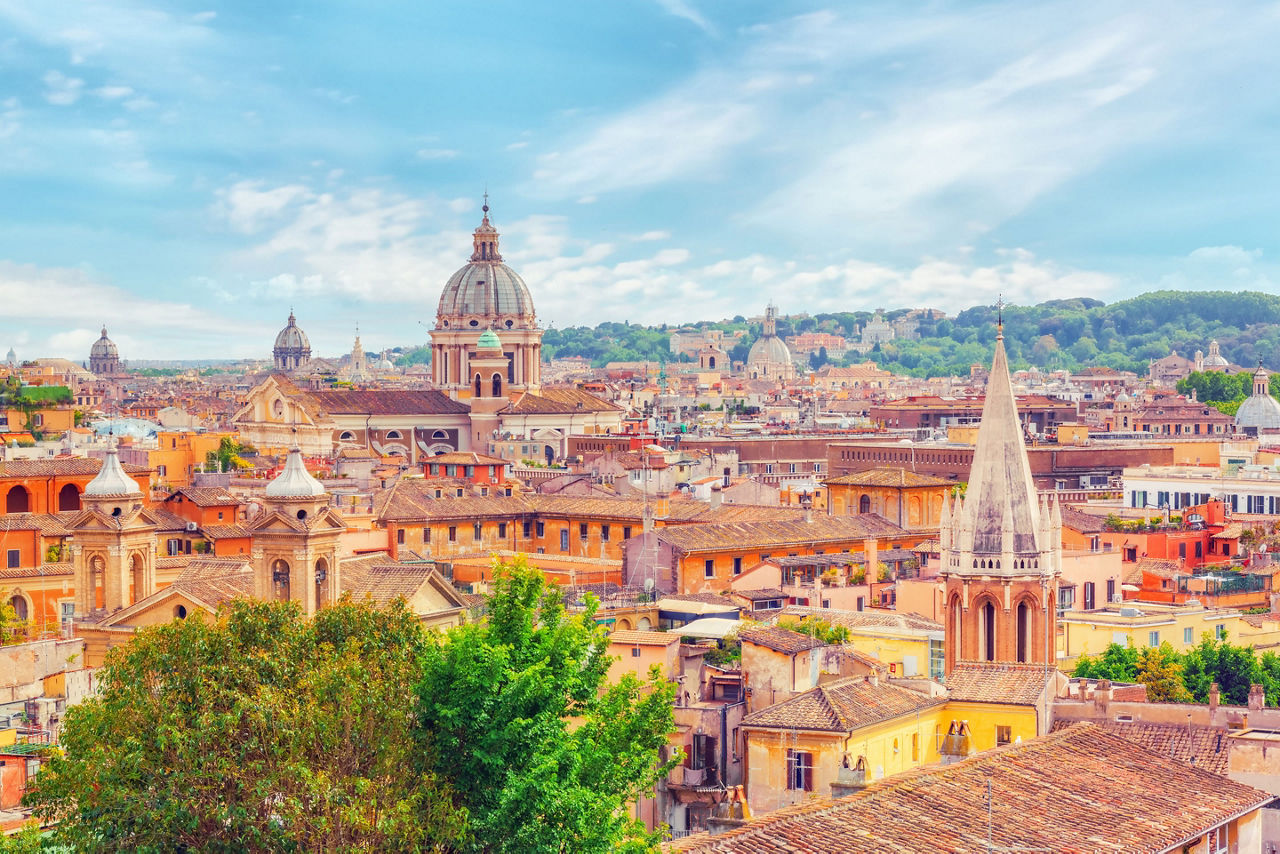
186, 521, 198, 532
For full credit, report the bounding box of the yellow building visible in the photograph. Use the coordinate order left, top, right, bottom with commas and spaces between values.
778, 606, 944, 681
1058, 600, 1280, 666
822, 467, 951, 532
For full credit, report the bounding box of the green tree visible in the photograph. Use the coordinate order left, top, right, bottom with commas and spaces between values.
1181, 632, 1263, 705
205, 437, 254, 472
1134, 642, 1192, 702
25, 597, 464, 852
414, 558, 678, 853
1071, 641, 1139, 682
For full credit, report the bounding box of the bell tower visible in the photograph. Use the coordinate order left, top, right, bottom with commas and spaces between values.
247, 447, 345, 617
938, 313, 1061, 674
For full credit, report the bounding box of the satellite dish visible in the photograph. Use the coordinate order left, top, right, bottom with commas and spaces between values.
644, 578, 655, 591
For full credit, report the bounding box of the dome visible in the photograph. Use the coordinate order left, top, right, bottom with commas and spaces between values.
748, 334, 792, 367
90, 327, 118, 359
266, 447, 326, 498
274, 312, 311, 351
477, 328, 502, 351
1115, 391, 1132, 403
436, 208, 536, 327
85, 443, 141, 497
1236, 393, 1280, 431
377, 357, 395, 371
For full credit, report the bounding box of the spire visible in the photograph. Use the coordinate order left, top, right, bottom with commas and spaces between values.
266, 447, 326, 498
959, 328, 1041, 555
470, 194, 502, 262
85, 439, 141, 498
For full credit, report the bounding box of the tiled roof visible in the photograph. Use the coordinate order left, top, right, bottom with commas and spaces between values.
201, 523, 250, 539
1060, 505, 1108, 533
0, 458, 147, 477
660, 592, 740, 607
946, 662, 1054, 705
777, 606, 941, 634
0, 561, 72, 579
427, 451, 509, 466
656, 514, 908, 554
505, 388, 622, 414
609, 630, 679, 646
171, 487, 240, 507
739, 626, 824, 655
668, 723, 1270, 853
1135, 558, 1183, 580
823, 467, 952, 488
303, 387, 470, 416
0, 513, 70, 535
741, 675, 944, 732
730, 588, 788, 601
1049, 719, 1230, 776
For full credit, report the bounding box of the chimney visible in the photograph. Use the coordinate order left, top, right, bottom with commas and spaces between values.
710, 482, 722, 509
1209, 682, 1221, 713
803, 504, 813, 523
1094, 679, 1112, 715
863, 538, 878, 580
1249, 683, 1265, 712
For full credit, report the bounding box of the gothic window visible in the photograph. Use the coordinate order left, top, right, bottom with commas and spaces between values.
1016, 601, 1029, 663
492, 373, 502, 397
475, 374, 483, 397
980, 600, 996, 662
859, 494, 871, 514
271, 559, 291, 602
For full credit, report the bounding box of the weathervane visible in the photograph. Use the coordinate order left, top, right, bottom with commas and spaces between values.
995, 294, 1005, 341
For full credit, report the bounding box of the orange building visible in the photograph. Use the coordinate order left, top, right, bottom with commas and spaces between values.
423, 451, 509, 486
147, 431, 229, 489
823, 467, 952, 531
0, 458, 149, 515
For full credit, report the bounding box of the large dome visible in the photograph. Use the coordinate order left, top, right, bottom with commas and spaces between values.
1237, 365, 1280, 431
436, 206, 536, 328
749, 334, 792, 366
91, 327, 118, 359
274, 312, 311, 351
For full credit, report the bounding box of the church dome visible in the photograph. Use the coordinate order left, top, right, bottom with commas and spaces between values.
1237, 365, 1280, 431
436, 205, 536, 328
85, 443, 141, 498
477, 328, 502, 351
274, 312, 311, 352
748, 334, 792, 367
90, 327, 118, 359
1202, 340, 1230, 368
266, 447, 326, 498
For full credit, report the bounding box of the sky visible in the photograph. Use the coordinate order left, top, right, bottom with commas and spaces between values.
3, 0, 1280, 361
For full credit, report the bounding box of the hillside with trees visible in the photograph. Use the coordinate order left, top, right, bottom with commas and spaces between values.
444, 290, 1280, 379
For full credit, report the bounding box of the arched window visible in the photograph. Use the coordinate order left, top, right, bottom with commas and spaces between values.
859, 494, 872, 514
5, 486, 30, 513
474, 374, 483, 397
9, 595, 28, 622
980, 600, 996, 662
174, 604, 187, 619
315, 557, 329, 612
339, 431, 355, 441
271, 559, 291, 602
492, 373, 502, 397
385, 430, 402, 440
58, 483, 80, 511
951, 595, 962, 658
432, 430, 448, 439
129, 554, 145, 606
1016, 601, 1030, 663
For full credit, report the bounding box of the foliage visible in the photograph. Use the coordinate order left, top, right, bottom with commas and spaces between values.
777, 616, 850, 645
0, 590, 28, 646
396, 344, 433, 367
702, 634, 742, 667
414, 558, 678, 853
1134, 643, 1191, 703
204, 437, 254, 472
876, 561, 892, 582
24, 597, 465, 852
0, 826, 44, 853
1071, 640, 1139, 682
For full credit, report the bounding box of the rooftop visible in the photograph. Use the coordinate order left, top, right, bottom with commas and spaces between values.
741, 674, 944, 732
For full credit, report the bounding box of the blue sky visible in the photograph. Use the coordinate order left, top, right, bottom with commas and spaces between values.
2, 0, 1280, 360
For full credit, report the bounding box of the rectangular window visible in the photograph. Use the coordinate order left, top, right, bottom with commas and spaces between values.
704, 559, 715, 578
423, 527, 431, 543
560, 529, 569, 552
691, 733, 715, 772
929, 638, 945, 681
6, 549, 18, 569
1149, 631, 1160, 647
536, 521, 545, 538
579, 523, 589, 541
912, 733, 919, 761
523, 521, 532, 538
448, 526, 457, 543
996, 726, 1012, 746
1195, 541, 1203, 559
1106, 579, 1116, 603
631, 646, 642, 657
786, 750, 813, 791
396, 529, 405, 545
498, 522, 507, 538
473, 523, 482, 541
1184, 626, 1194, 644
1083, 582, 1095, 611
1216, 624, 1226, 640
733, 556, 742, 575
601, 524, 610, 541
623, 526, 632, 539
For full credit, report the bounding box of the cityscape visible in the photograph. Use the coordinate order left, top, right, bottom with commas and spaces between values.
6, 2, 1280, 852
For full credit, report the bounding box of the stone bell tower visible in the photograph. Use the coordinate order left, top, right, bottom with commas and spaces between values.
937, 316, 1061, 674
246, 447, 345, 617
69, 441, 156, 615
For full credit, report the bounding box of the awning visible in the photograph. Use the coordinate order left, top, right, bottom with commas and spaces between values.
675, 617, 742, 639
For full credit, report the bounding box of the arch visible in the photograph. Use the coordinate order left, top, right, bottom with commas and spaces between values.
431, 430, 449, 440
978, 598, 997, 662
859, 494, 872, 514
638, 616, 652, 631
385, 430, 402, 440
909, 495, 922, 526
58, 483, 81, 511
174, 604, 188, 619
315, 557, 330, 612
708, 356, 716, 368
492, 373, 502, 397
339, 430, 356, 442
5, 486, 30, 513
8, 593, 29, 622
1016, 600, 1030, 663
271, 559, 291, 602
474, 373, 483, 397
949, 594, 963, 660
615, 617, 633, 631
129, 552, 145, 606
90, 554, 106, 610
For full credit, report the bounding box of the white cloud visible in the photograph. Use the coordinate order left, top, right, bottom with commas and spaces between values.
506, 141, 529, 150
1187, 245, 1262, 265
43, 70, 84, 105
313, 87, 356, 105
654, 0, 715, 35
94, 85, 134, 99
192, 11, 216, 23
635, 230, 671, 241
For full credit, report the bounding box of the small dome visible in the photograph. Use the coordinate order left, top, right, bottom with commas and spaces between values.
1115, 391, 1132, 403
274, 313, 311, 351
377, 357, 395, 371
265, 448, 326, 498
85, 444, 141, 497
477, 328, 502, 351
748, 335, 793, 366
90, 327, 118, 359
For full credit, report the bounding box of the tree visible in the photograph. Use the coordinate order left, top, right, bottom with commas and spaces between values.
205, 437, 254, 473
414, 558, 678, 853
1134, 642, 1191, 702
1181, 632, 1262, 705
1071, 641, 1139, 682
25, 597, 464, 852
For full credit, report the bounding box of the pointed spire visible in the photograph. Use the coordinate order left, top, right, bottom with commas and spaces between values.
266, 447, 326, 498
85, 438, 141, 497
470, 194, 502, 262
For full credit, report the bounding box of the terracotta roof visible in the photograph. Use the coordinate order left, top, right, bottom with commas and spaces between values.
170, 487, 240, 507
0, 513, 70, 535
303, 387, 470, 416
201, 523, 250, 539
0, 561, 72, 579
668, 723, 1270, 853
1136, 558, 1184, 580
609, 630, 679, 646
427, 451, 509, 466
777, 606, 941, 634
505, 387, 621, 414
739, 626, 824, 654
0, 458, 147, 477
741, 675, 944, 732
656, 514, 909, 554
730, 588, 788, 601
946, 662, 1054, 705
1050, 719, 1230, 776
823, 467, 952, 488
660, 592, 740, 607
